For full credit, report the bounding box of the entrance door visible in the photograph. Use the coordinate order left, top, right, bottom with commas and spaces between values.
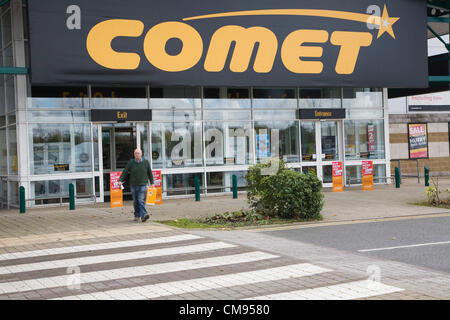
102, 123, 137, 199
319, 121, 341, 187
300, 120, 342, 187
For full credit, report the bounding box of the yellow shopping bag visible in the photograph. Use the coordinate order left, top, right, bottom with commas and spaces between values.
146, 187, 157, 205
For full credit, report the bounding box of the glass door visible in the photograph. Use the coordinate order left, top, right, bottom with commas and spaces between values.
318, 121, 341, 187
300, 121, 318, 176
102, 123, 137, 199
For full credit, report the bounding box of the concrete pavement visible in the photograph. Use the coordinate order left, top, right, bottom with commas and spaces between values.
0, 177, 449, 300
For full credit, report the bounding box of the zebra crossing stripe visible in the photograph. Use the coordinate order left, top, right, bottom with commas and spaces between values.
54, 263, 332, 300
0, 251, 279, 295
0, 241, 236, 274
0, 234, 203, 261
244, 280, 404, 300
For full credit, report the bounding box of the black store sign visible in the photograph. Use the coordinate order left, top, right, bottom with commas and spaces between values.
298, 108, 346, 119
90, 109, 152, 122
28, 0, 428, 88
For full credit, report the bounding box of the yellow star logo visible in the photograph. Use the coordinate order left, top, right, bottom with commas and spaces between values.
377, 5, 400, 39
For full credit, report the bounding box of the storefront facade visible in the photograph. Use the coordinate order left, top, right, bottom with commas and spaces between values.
0, 0, 427, 207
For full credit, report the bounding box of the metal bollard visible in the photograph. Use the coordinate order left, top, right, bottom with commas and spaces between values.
19, 186, 25, 214
395, 167, 400, 188
69, 183, 75, 210
232, 174, 238, 199
424, 166, 429, 187
194, 176, 200, 202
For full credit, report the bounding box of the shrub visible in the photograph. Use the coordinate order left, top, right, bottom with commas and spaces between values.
246, 160, 324, 219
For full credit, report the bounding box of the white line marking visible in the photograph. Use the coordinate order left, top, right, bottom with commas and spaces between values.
0, 251, 279, 295
0, 234, 203, 260
358, 240, 450, 252
0, 242, 236, 274
53, 263, 332, 300
244, 280, 404, 300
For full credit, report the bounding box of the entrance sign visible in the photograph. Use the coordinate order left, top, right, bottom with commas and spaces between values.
28, 0, 427, 87
408, 123, 428, 159
298, 109, 346, 120
362, 160, 373, 191
332, 161, 343, 192
152, 170, 163, 205
110, 172, 123, 208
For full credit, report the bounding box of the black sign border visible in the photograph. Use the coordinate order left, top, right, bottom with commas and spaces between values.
407, 122, 429, 160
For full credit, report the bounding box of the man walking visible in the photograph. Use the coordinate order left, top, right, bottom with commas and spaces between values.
118, 148, 154, 223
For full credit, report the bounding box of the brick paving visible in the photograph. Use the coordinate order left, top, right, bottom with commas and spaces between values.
0, 218, 441, 300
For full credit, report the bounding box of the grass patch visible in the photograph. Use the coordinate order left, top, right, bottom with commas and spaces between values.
157, 210, 323, 230
411, 201, 450, 209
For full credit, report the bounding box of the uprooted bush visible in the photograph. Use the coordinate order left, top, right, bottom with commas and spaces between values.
246, 160, 324, 220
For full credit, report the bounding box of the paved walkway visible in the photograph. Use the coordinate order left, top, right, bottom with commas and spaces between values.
0, 178, 448, 300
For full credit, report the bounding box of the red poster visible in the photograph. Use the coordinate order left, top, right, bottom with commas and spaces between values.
110, 172, 123, 208
362, 161, 373, 191
332, 161, 343, 192
408, 123, 428, 159
368, 125, 375, 153
152, 170, 163, 205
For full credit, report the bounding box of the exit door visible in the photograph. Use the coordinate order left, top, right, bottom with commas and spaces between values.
102, 123, 137, 198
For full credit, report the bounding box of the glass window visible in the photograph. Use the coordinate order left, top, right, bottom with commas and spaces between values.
255, 121, 299, 163
29, 124, 92, 174
301, 122, 316, 162
343, 88, 383, 109
31, 178, 93, 205
151, 122, 203, 169
152, 110, 201, 121
299, 88, 341, 108
253, 88, 297, 108
28, 111, 89, 122
93, 125, 99, 171
345, 164, 386, 185
323, 165, 333, 184
91, 87, 147, 109
0, 127, 6, 174
204, 87, 250, 108
164, 173, 203, 196
0, 77, 5, 116
8, 181, 18, 205
5, 76, 14, 112
253, 110, 296, 121
345, 120, 385, 160
205, 122, 253, 166
140, 123, 149, 161
29, 86, 89, 109
321, 122, 339, 161
207, 171, 247, 193
204, 110, 251, 121
1, 10, 12, 47
7, 125, 16, 174
149, 86, 201, 109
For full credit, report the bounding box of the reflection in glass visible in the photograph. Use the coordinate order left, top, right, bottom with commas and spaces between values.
165, 173, 203, 196
323, 165, 333, 184
7, 126, 17, 174
301, 122, 316, 162
343, 88, 382, 109
30, 124, 92, 174
91, 87, 147, 109
30, 86, 89, 109
32, 178, 93, 205
204, 122, 253, 166
255, 121, 299, 163
0, 128, 6, 174
321, 122, 339, 161
299, 88, 341, 109
345, 120, 385, 160
207, 171, 247, 193
151, 122, 203, 169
